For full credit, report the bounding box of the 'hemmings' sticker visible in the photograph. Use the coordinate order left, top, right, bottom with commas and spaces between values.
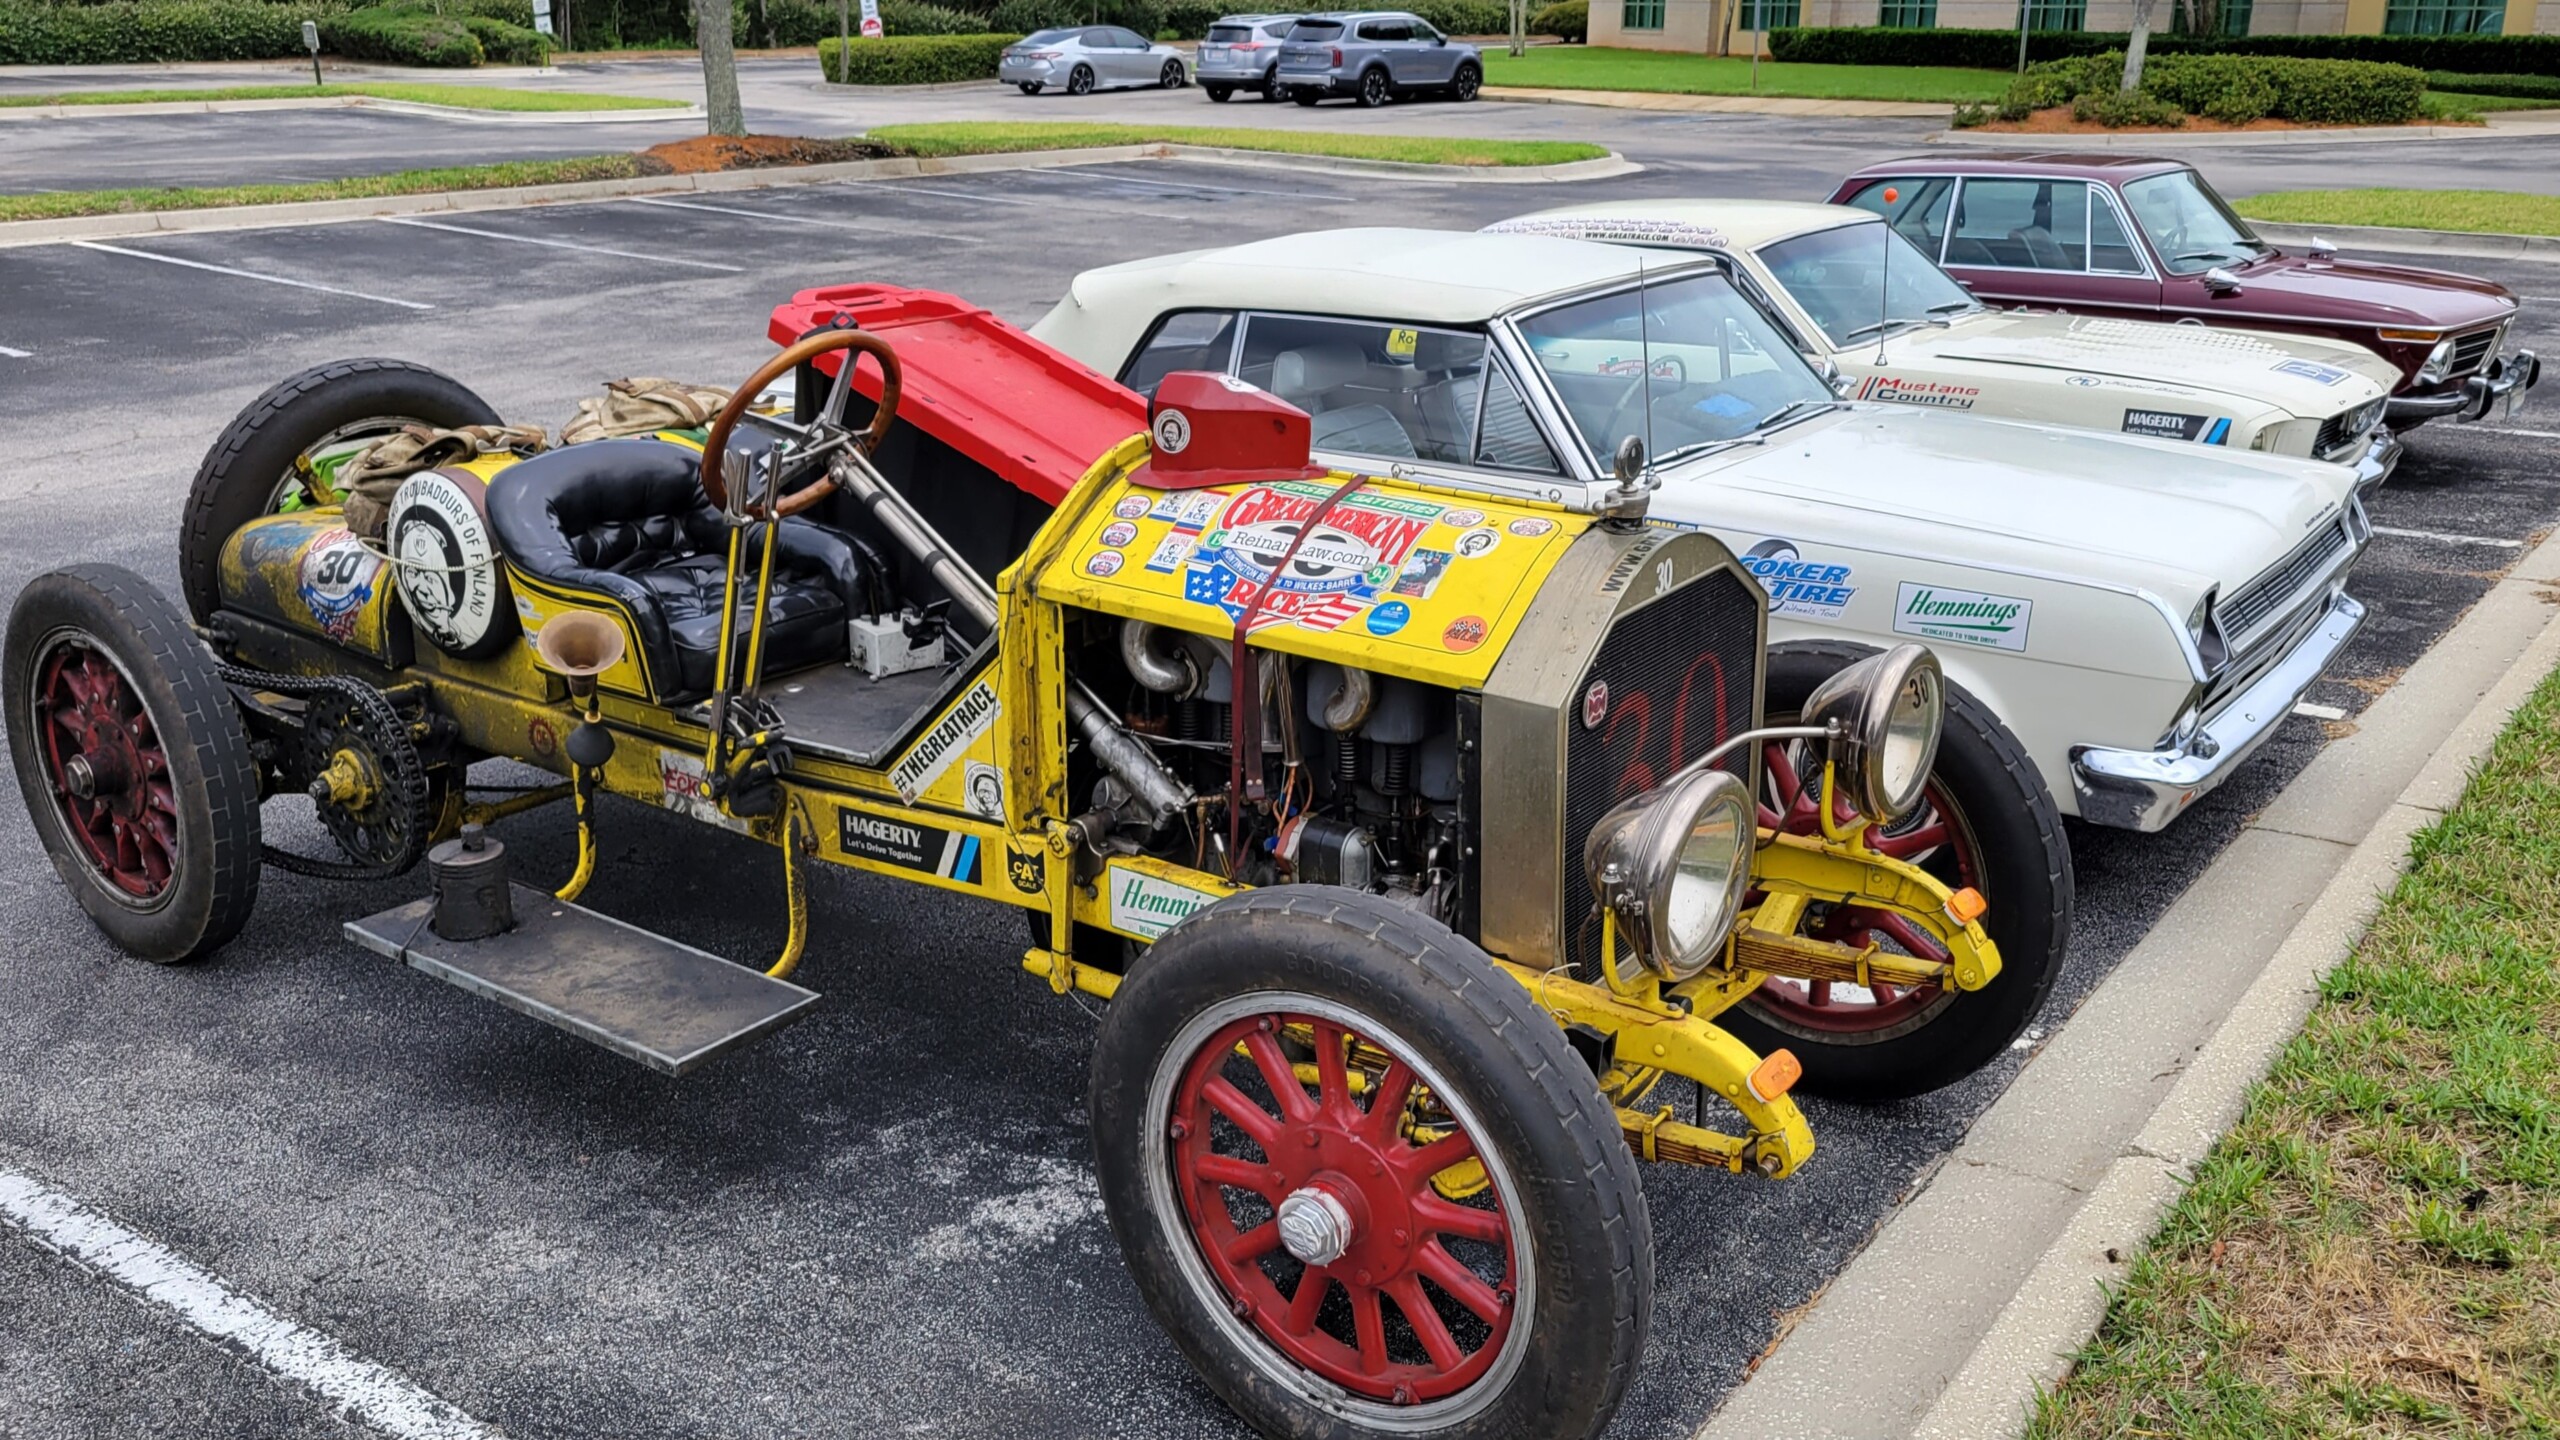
888, 677, 999, 803
1893, 582, 2032, 653
1107, 865, 1221, 939
837, 806, 982, 883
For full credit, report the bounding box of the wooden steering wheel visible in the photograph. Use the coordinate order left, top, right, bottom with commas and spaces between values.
700, 328, 904, 519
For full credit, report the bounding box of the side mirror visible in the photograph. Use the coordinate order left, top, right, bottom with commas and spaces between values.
2203, 266, 2243, 295
1801, 644, 1943, 824
1613, 434, 1646, 483
1813, 356, 1854, 399
2307, 236, 2337, 262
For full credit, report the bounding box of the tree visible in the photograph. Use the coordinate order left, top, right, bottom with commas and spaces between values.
695, 0, 745, 136
2121, 0, 2160, 90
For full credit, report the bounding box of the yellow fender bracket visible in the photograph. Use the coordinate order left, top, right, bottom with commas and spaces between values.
1492, 959, 1816, 1179
1750, 830, 2001, 993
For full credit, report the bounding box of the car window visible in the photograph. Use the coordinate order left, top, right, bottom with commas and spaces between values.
1474, 366, 1562, 475
1120, 310, 1240, 399
1080, 28, 1114, 45
1110, 26, 1153, 45
1516, 272, 1835, 468
2122, 170, 2269, 275
1262, 21, 1296, 37
1944, 178, 2096, 271
1288, 18, 1345, 37
1758, 221, 1979, 349
1844, 176, 1954, 260
1361, 18, 1413, 39
1410, 18, 1443, 38
2089, 195, 2145, 274
1022, 27, 1078, 42
1235, 314, 1490, 467
1206, 23, 1255, 40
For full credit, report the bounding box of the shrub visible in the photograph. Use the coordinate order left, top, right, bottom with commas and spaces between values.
461, 14, 553, 62
818, 30, 1018, 82
2073, 86, 2183, 127
1995, 50, 2423, 127
1769, 24, 2560, 80
1529, 0, 1585, 42
1949, 100, 1988, 128
1161, 0, 1225, 38
0, 1, 316, 65
988, 0, 1162, 33
329, 5, 485, 65
1406, 0, 1509, 35
763, 0, 985, 40
2426, 70, 2560, 100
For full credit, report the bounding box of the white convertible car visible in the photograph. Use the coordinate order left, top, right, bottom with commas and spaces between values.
1487, 200, 2403, 493
1032, 227, 2369, 1096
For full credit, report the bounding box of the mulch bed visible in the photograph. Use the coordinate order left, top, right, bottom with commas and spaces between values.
634, 134, 898, 175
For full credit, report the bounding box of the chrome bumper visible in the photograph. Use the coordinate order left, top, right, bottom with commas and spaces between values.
2386, 347, 2540, 425
2350, 427, 2401, 496
2069, 589, 2366, 832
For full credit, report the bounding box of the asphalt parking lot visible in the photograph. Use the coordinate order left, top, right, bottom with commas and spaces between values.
0, 157, 2554, 1439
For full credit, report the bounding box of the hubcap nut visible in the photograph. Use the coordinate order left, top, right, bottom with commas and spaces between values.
1274, 1186, 1355, 1267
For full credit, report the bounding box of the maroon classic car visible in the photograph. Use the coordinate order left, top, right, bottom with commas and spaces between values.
1829, 155, 2540, 430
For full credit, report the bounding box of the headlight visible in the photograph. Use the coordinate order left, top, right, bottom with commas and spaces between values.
1799, 644, 1944, 825
1584, 768, 1753, 982
2416, 338, 2457, 385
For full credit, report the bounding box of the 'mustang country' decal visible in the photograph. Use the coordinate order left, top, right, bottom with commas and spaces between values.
1860, 375, 1978, 410
888, 677, 999, 802
837, 807, 983, 883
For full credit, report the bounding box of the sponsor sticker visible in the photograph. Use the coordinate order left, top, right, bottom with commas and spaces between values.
1151, 491, 1228, 530
888, 677, 999, 802
2121, 408, 2211, 441
1365, 600, 1412, 637
1454, 528, 1500, 559
1086, 550, 1125, 578
657, 748, 750, 833
1859, 375, 1979, 410
2065, 374, 2103, 388
527, 717, 557, 758
963, 760, 1005, 821
1153, 408, 1193, 453
1178, 483, 1435, 637
1006, 844, 1048, 895
1145, 532, 1197, 574
1386, 327, 1420, 358
1740, 539, 1857, 620
1392, 549, 1450, 599
2273, 358, 2352, 386
1113, 495, 1151, 520
1894, 582, 2032, 653
1582, 680, 1610, 730
1108, 864, 1221, 939
1483, 215, 1729, 249
387, 471, 505, 654
1442, 615, 1489, 653
837, 806, 983, 884
1506, 516, 1555, 538
1440, 508, 1484, 529
1099, 520, 1139, 547
296, 528, 380, 642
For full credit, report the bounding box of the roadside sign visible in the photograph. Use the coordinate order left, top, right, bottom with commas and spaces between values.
300, 19, 319, 50
859, 0, 882, 36
532, 0, 554, 35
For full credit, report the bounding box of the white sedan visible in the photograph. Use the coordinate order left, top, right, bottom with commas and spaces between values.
1033, 227, 2370, 1096
997, 25, 1190, 95
1489, 200, 2403, 493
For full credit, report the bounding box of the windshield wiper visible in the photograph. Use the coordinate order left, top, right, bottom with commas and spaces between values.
1926, 300, 1975, 315
1755, 397, 1838, 434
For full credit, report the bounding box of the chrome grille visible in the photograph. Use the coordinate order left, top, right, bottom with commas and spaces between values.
2313, 398, 2385, 461
2448, 326, 2499, 378
2221, 516, 2354, 647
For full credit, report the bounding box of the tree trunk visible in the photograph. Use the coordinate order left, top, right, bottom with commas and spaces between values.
695, 0, 746, 136
2121, 0, 2158, 91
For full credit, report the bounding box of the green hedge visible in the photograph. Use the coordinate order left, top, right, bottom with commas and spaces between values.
819, 30, 1019, 82
762, 0, 988, 40
459, 13, 553, 62
0, 1, 313, 64
330, 6, 484, 65
1995, 50, 2425, 126
1530, 0, 1586, 42
1771, 25, 2560, 79
2427, 69, 2560, 99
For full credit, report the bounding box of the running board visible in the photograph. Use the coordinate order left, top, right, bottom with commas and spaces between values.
345, 884, 821, 1076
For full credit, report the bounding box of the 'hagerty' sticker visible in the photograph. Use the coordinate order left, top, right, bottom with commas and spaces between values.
888, 677, 999, 802
837, 806, 983, 883
1893, 582, 2032, 653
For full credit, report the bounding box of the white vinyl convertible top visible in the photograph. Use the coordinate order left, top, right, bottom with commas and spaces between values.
1488, 199, 1872, 255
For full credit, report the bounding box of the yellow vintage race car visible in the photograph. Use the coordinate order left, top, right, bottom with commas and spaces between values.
3, 285, 2009, 1440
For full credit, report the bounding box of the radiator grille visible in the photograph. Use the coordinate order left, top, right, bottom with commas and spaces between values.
2222, 516, 2352, 648
1560, 567, 1761, 976
2313, 397, 2384, 461
2448, 326, 2499, 379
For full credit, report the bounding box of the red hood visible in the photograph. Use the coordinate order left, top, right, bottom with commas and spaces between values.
2221, 249, 2515, 330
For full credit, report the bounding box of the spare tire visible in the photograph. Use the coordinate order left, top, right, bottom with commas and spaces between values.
180, 359, 500, 625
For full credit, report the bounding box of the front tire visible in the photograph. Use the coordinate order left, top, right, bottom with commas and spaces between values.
180, 358, 499, 626
1719, 641, 2071, 1100
1160, 59, 1186, 88
1067, 64, 1095, 96
1357, 66, 1391, 107
1093, 888, 1649, 1440
5, 566, 262, 963
1450, 61, 1480, 101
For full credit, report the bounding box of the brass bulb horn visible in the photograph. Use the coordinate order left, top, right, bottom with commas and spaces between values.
533, 611, 626, 703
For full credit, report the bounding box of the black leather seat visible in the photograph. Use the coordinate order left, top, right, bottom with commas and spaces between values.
488, 438, 890, 700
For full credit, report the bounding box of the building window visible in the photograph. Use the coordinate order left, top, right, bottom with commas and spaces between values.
1622, 0, 1664, 28
2384, 0, 2504, 31
2173, 0, 2251, 32
1738, 0, 1801, 25
2021, 0, 2085, 30
1878, 0, 1936, 24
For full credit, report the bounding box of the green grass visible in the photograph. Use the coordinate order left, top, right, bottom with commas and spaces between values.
1476, 47, 2007, 103
864, 121, 1608, 167
2233, 188, 2560, 238
0, 83, 684, 112
2030, 664, 2560, 1437
2421, 89, 2560, 118
0, 155, 645, 224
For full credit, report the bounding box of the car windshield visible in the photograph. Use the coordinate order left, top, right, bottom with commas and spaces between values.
2122, 170, 2269, 275
1515, 270, 1838, 469
1021, 27, 1077, 42
1206, 24, 1255, 39
1287, 19, 1344, 37
1757, 221, 1979, 349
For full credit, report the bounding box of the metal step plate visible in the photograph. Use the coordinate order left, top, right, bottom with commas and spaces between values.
346, 884, 821, 1076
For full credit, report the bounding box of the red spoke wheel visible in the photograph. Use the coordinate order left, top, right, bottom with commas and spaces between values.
1093, 888, 1650, 1440
6, 566, 262, 962
1720, 642, 2072, 1101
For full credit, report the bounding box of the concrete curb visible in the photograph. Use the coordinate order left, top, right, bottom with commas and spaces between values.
0, 95, 702, 125
1697, 525, 2560, 1440
1483, 85, 1947, 117
1927, 119, 2545, 147
0, 142, 1632, 248
2249, 219, 2560, 265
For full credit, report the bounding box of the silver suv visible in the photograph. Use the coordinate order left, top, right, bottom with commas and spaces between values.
1195, 13, 1302, 102
1275, 11, 1482, 107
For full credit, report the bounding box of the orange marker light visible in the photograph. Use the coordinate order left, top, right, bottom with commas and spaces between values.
1944, 886, 1988, 926
1747, 1049, 1803, 1104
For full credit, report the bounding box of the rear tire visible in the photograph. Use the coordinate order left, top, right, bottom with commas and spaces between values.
1093, 888, 1649, 1440
1719, 641, 2071, 1100
1261, 68, 1286, 101
5, 565, 262, 964
1019, 81, 1043, 94
180, 358, 499, 626
1205, 82, 1233, 101
1068, 64, 1095, 95
1357, 66, 1391, 106
1293, 88, 1322, 105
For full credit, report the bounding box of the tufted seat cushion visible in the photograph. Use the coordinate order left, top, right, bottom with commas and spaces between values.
486, 438, 890, 700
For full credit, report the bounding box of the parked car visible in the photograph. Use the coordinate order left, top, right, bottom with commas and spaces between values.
1194, 12, 1301, 101
1275, 11, 1481, 106
1032, 226, 2373, 1097
999, 26, 1190, 95
1829, 156, 2540, 429
1488, 199, 2403, 493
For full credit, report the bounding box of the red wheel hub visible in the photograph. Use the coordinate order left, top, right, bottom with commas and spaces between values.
1751, 737, 1980, 1034
36, 641, 178, 900
1170, 1013, 1517, 1404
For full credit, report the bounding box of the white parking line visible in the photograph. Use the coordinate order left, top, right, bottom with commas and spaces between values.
69, 241, 433, 311
2477, 427, 2560, 440
2291, 701, 2348, 721
864, 180, 1058, 208
380, 215, 742, 272
2371, 524, 2527, 548
626, 195, 984, 243
1014, 167, 1342, 202
0, 1167, 499, 1440
0, 344, 28, 358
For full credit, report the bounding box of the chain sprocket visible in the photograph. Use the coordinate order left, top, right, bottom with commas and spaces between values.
218, 662, 434, 880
